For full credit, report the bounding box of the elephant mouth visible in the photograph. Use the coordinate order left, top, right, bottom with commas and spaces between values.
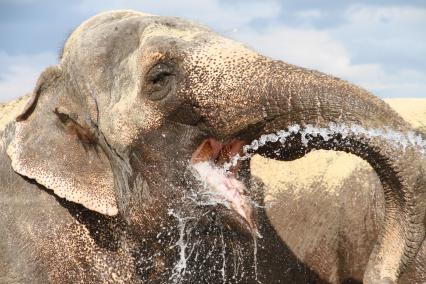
191, 138, 257, 236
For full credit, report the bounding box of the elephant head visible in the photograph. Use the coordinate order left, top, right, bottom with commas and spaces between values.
7, 10, 426, 283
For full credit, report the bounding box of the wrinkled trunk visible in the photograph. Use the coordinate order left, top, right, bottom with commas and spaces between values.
243, 60, 426, 283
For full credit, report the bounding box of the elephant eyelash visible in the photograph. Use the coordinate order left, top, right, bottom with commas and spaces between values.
54, 108, 98, 145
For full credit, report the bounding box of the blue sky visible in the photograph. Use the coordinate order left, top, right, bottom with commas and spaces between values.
0, 0, 425, 102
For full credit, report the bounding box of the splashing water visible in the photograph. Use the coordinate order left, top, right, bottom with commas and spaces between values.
224, 123, 426, 171
190, 162, 235, 209
168, 206, 255, 283
220, 227, 227, 283
168, 209, 194, 283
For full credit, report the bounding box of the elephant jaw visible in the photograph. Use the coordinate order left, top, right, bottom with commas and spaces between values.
191, 138, 257, 235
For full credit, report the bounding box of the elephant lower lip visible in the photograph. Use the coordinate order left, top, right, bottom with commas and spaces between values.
191, 138, 256, 235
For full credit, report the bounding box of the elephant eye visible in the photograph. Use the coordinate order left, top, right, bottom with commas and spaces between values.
146, 62, 176, 101
150, 66, 172, 85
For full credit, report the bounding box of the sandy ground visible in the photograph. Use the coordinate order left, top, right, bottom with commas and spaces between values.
0, 94, 30, 132
385, 99, 426, 131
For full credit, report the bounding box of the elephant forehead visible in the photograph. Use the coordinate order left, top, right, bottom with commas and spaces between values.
62, 10, 152, 59
62, 10, 208, 62
140, 21, 207, 44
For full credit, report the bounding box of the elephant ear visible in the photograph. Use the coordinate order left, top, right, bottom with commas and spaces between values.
7, 66, 118, 216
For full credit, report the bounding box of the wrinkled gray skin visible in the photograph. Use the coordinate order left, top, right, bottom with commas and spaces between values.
0, 10, 425, 284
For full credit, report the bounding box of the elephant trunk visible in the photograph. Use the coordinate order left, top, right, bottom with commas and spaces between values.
239, 60, 426, 283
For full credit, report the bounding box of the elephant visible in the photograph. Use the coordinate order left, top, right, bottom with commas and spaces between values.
0, 10, 425, 283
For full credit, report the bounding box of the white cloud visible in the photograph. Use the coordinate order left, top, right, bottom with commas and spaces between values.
295, 9, 323, 21
229, 4, 426, 98
345, 4, 426, 25
332, 5, 426, 66
232, 26, 348, 73
0, 51, 57, 102
74, 0, 281, 31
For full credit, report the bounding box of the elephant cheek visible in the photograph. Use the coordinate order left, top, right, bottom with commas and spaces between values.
101, 101, 165, 150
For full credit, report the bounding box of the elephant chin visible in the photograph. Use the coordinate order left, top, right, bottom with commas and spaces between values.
190, 138, 257, 237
